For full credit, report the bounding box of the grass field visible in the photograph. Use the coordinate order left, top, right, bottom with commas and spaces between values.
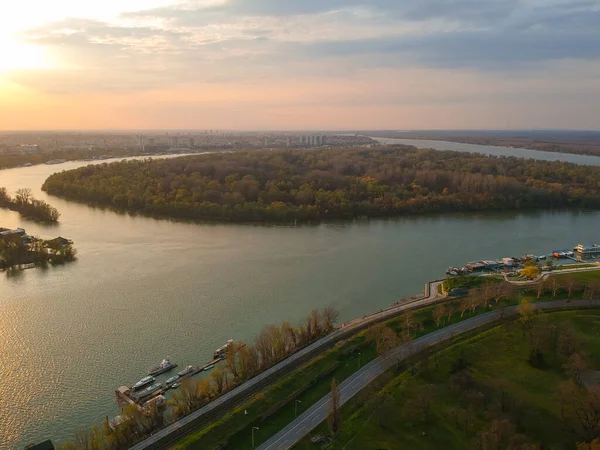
443, 275, 504, 292
551, 263, 598, 271
551, 269, 600, 285
294, 310, 600, 450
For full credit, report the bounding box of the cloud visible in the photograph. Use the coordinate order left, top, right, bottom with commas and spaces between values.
8, 0, 600, 98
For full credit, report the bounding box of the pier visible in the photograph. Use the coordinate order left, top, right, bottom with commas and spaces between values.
116, 357, 225, 407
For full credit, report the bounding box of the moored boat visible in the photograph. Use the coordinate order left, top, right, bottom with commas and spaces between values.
203, 364, 215, 372
171, 382, 180, 389
214, 339, 234, 359
178, 365, 194, 377
165, 375, 179, 385
148, 358, 177, 376
132, 376, 155, 391
138, 383, 163, 398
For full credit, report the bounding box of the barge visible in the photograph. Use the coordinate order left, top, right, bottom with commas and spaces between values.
148, 358, 177, 376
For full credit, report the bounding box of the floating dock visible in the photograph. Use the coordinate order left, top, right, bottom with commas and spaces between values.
116, 357, 224, 406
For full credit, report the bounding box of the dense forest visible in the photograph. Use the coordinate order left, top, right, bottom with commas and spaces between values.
0, 187, 60, 222
42, 145, 600, 223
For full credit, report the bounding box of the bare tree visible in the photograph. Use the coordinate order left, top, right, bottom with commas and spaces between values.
468, 289, 482, 314
328, 378, 341, 437
225, 340, 244, 381
459, 298, 470, 318
210, 366, 228, 395
15, 188, 32, 205
322, 306, 340, 333
536, 279, 546, 300
169, 379, 202, 418
281, 321, 297, 353
238, 345, 259, 381
445, 302, 455, 323
366, 324, 400, 355
308, 308, 322, 340
560, 384, 600, 442
433, 303, 446, 327
564, 274, 579, 298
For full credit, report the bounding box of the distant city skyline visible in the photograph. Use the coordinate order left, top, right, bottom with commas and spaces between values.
1, 0, 599, 130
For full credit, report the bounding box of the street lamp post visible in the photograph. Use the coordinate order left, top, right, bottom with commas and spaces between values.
295, 399, 302, 418
358, 352, 361, 368
252, 427, 259, 448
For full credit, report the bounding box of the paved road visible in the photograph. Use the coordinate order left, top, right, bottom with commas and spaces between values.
130, 281, 445, 449
504, 265, 600, 285
258, 299, 600, 450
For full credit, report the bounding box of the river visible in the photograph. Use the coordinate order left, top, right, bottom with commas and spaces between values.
1, 144, 600, 448
375, 137, 600, 166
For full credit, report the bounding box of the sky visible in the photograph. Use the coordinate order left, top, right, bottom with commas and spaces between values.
0, 0, 599, 130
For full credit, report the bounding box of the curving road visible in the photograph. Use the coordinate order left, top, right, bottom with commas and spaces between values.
504, 265, 600, 285
258, 299, 600, 450
130, 280, 445, 449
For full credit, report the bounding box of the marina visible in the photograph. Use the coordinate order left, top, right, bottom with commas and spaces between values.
115, 345, 233, 408
446, 242, 598, 278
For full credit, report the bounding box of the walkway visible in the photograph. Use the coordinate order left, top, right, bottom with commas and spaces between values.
258, 299, 600, 450
504, 265, 600, 285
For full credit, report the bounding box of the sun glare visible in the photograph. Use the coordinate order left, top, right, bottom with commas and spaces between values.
0, 37, 51, 73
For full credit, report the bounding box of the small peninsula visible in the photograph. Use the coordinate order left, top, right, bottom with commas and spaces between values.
0, 187, 60, 223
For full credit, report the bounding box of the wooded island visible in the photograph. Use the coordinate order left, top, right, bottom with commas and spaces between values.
41, 145, 600, 223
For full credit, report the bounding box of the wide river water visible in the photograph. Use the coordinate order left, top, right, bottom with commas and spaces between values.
1, 141, 600, 448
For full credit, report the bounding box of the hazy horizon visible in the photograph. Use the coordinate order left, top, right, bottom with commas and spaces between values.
2, 128, 600, 134
2, 1, 599, 130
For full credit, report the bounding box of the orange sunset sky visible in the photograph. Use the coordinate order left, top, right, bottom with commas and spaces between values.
1, 0, 599, 130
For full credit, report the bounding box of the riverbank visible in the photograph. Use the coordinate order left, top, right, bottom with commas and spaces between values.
130, 266, 600, 449
371, 137, 600, 167
5, 144, 600, 448
368, 131, 600, 157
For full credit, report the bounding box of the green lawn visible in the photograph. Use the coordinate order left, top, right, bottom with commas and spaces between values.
551, 264, 598, 271
551, 269, 600, 285
295, 310, 600, 450
443, 275, 504, 292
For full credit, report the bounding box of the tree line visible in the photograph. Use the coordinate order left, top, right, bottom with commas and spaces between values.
41, 145, 600, 223
0, 187, 60, 222
58, 307, 340, 449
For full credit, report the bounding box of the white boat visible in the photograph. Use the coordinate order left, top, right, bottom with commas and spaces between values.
132, 376, 155, 391
171, 382, 180, 389
178, 365, 194, 377
203, 364, 215, 372
165, 375, 179, 385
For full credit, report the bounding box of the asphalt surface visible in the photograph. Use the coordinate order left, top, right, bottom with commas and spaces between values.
129, 281, 444, 449
258, 299, 600, 450
504, 265, 600, 285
